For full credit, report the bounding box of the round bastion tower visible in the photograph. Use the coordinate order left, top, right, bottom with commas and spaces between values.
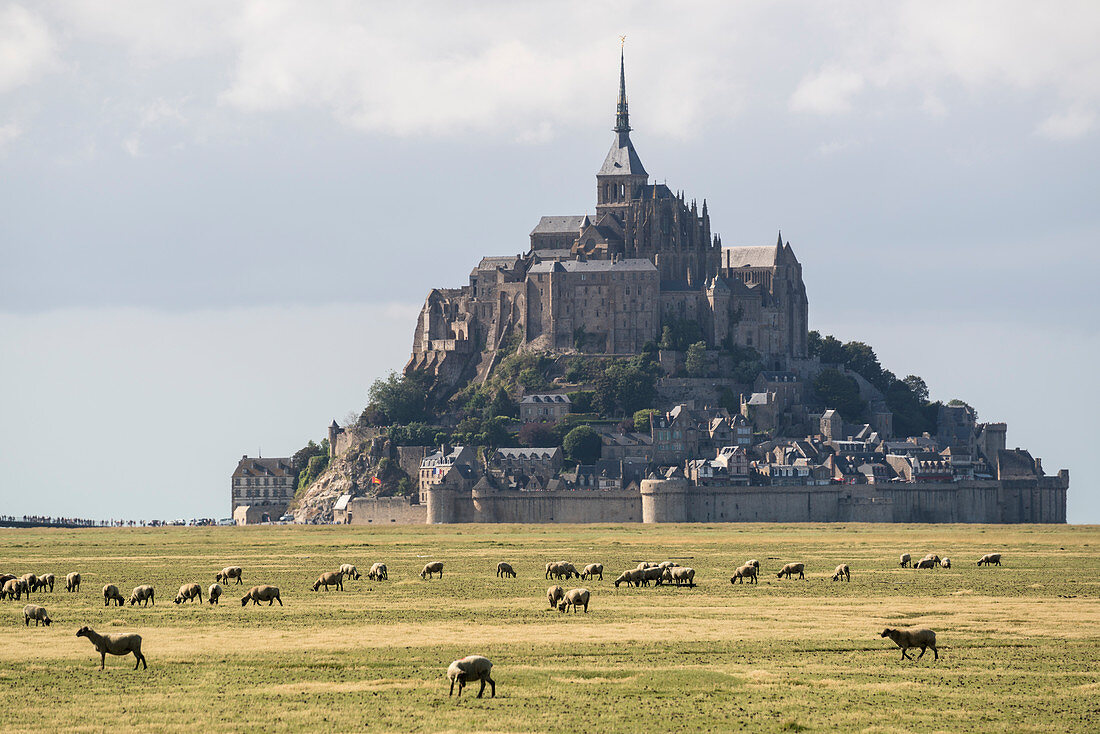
425, 483, 456, 524
640, 477, 690, 523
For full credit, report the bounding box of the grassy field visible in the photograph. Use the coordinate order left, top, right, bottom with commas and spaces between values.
0, 523, 1097, 733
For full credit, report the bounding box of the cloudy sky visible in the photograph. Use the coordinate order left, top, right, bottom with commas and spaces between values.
1, 1, 1097, 522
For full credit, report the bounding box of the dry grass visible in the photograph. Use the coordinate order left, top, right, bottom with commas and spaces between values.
0, 523, 1097, 732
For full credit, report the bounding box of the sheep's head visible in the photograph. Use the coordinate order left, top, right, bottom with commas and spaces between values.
311, 581, 320, 592
880, 629, 893, 638
557, 601, 567, 612
76, 626, 90, 637
42, 617, 51, 626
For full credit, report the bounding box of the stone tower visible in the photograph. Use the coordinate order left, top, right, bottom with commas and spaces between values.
596, 48, 649, 213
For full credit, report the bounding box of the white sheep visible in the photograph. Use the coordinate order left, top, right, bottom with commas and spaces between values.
640, 566, 665, 586
545, 561, 579, 580
580, 563, 603, 581
208, 583, 223, 605
662, 566, 695, 587
103, 584, 125, 607
128, 585, 155, 607
2, 579, 22, 600
614, 569, 646, 588
66, 572, 80, 592
776, 563, 805, 579
920, 554, 941, 567
899, 553, 912, 568
657, 561, 678, 571
880, 627, 938, 661
368, 563, 388, 581
941, 558, 951, 569
19, 574, 37, 597
832, 564, 851, 582
312, 571, 344, 591
496, 562, 517, 578
914, 558, 936, 570
977, 553, 1002, 567
241, 585, 282, 606
547, 585, 565, 609
216, 566, 243, 585
23, 604, 51, 626
730, 564, 758, 584
420, 562, 444, 579
447, 655, 495, 698
36, 573, 55, 592
76, 626, 147, 670
174, 583, 203, 604
745, 559, 761, 571
339, 564, 361, 580
557, 588, 590, 613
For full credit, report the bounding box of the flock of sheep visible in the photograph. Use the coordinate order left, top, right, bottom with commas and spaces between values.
2, 549, 1004, 681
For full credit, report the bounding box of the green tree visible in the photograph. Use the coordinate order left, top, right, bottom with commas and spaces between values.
519, 421, 559, 447
812, 369, 866, 420
593, 357, 658, 416
633, 408, 660, 433
487, 387, 516, 419
684, 341, 708, 376
362, 371, 430, 426
518, 368, 546, 391
903, 375, 930, 403
658, 325, 675, 350
388, 423, 437, 446
563, 425, 601, 463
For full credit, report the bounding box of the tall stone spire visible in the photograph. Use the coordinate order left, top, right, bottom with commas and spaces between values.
596, 41, 648, 210
615, 46, 630, 135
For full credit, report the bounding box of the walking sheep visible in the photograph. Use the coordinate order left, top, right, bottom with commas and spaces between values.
174, 583, 203, 604
977, 553, 1002, 567
880, 627, 938, 661
777, 563, 805, 580
832, 564, 851, 582
103, 584, 125, 607
580, 564, 603, 581
547, 585, 565, 609
447, 655, 495, 698
23, 604, 51, 626
496, 562, 516, 578
731, 564, 758, 584
216, 566, 243, 585
208, 583, 222, 605
66, 572, 80, 592
368, 563, 387, 581
76, 626, 147, 670
420, 562, 444, 579
557, 588, 591, 613
899, 553, 912, 568
339, 564, 361, 580
241, 585, 282, 606
128, 585, 155, 607
312, 571, 344, 592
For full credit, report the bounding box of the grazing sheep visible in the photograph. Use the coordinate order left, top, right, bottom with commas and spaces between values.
880, 627, 938, 661
832, 564, 851, 582
547, 585, 565, 609
241, 585, 282, 606
208, 583, 223, 605
339, 564, 361, 581
557, 588, 591, 613
730, 564, 758, 584
662, 566, 696, 587
368, 563, 387, 581
447, 655, 495, 698
75, 626, 147, 670
420, 562, 444, 579
899, 553, 912, 568
776, 563, 805, 579
23, 604, 51, 626
36, 573, 55, 592
657, 561, 678, 571
580, 564, 603, 581
614, 569, 646, 588
173, 583, 203, 604
914, 558, 936, 570
977, 553, 1002, 567
66, 572, 81, 593
103, 584, 125, 607
941, 558, 951, 569
216, 566, 243, 585
18, 574, 37, 597
2, 579, 22, 600
128, 585, 155, 607
545, 561, 580, 580
496, 562, 516, 578
0, 574, 14, 587
641, 566, 666, 586
920, 554, 941, 567
635, 562, 658, 572
311, 571, 344, 592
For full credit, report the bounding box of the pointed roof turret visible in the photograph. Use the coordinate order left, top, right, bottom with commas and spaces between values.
776, 230, 783, 248
615, 46, 630, 135
598, 43, 647, 179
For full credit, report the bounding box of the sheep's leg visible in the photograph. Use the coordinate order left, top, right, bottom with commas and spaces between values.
931, 646, 938, 660
449, 678, 456, 696
487, 675, 495, 697
901, 648, 911, 660
101, 652, 106, 670
276, 596, 282, 606
917, 646, 926, 659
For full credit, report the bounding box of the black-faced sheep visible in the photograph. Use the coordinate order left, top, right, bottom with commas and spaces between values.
580, 564, 603, 581
899, 553, 912, 568
641, 566, 666, 586
312, 571, 344, 591
941, 558, 951, 569
920, 554, 941, 567
447, 655, 495, 698
420, 562, 444, 579
547, 585, 565, 609
103, 584, 125, 607
496, 562, 516, 578
216, 566, 243, 585
241, 585, 282, 606
731, 564, 758, 584
914, 558, 936, 570
777, 563, 805, 579
368, 563, 387, 581
173, 583, 203, 604
208, 583, 222, 605
881, 627, 938, 661
339, 564, 361, 580
977, 553, 1002, 566
76, 626, 147, 670
662, 566, 695, 587
832, 564, 851, 582
23, 604, 51, 626
128, 585, 155, 607
557, 588, 590, 613
65, 572, 80, 592
0, 574, 14, 587
18, 574, 36, 596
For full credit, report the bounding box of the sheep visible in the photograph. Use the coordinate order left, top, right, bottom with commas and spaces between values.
173, 583, 203, 604
76, 626, 147, 670
776, 563, 805, 579
914, 558, 936, 570
614, 569, 646, 588
745, 559, 761, 571
19, 574, 37, 596
941, 557, 951, 569
658, 561, 679, 570
832, 564, 851, 582
23, 604, 51, 626
547, 585, 565, 609
216, 566, 243, 585
899, 553, 912, 568
103, 584, 125, 607
557, 588, 591, 613
36, 573, 55, 592
880, 627, 938, 661
339, 564, 361, 581
580, 563, 603, 581
730, 564, 758, 584
208, 583, 223, 605
977, 553, 1002, 567
241, 585, 282, 606
447, 655, 495, 698
496, 562, 516, 578
920, 554, 941, 567
0, 574, 14, 587
368, 563, 388, 581
635, 562, 658, 572
545, 561, 580, 580
2, 579, 22, 600
66, 572, 80, 592
420, 562, 444, 579
312, 571, 345, 591
641, 566, 666, 586
128, 585, 155, 607
662, 566, 696, 587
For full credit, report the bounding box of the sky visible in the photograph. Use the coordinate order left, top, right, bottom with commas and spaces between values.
1, 1, 1097, 522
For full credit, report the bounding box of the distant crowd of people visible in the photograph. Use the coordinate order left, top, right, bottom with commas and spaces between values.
0, 515, 143, 527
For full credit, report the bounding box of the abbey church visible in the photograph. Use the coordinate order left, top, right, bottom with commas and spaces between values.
407, 52, 809, 383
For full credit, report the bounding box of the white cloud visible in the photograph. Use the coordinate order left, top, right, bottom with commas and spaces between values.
1036, 109, 1095, 141
0, 3, 58, 92
789, 68, 865, 115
